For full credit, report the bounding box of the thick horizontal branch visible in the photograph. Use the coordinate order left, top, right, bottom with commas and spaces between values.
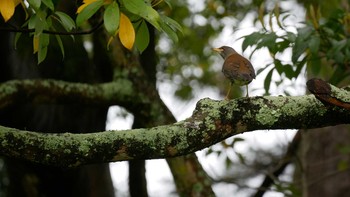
0, 79, 138, 110
0, 83, 350, 167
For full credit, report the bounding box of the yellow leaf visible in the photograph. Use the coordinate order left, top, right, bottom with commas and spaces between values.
119, 13, 135, 50
0, 0, 21, 22
77, 0, 112, 13
33, 36, 39, 54
77, 0, 97, 13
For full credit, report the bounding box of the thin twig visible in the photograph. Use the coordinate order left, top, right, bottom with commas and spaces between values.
0, 20, 103, 35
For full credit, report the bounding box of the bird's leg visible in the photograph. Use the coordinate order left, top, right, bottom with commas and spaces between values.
225, 83, 232, 100
245, 85, 249, 97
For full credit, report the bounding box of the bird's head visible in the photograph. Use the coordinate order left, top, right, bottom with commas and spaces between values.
213, 46, 237, 59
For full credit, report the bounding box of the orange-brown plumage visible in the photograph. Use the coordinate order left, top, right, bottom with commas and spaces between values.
213, 46, 255, 98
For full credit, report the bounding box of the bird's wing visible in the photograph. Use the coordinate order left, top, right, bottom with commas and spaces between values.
223, 54, 255, 80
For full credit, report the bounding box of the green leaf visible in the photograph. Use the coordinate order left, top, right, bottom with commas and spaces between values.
286, 31, 296, 42
274, 3, 284, 29
256, 63, 273, 77
216, 150, 222, 157
55, 11, 76, 31
37, 34, 50, 64
225, 156, 232, 169
205, 148, 213, 156
257, 32, 278, 54
235, 151, 246, 164
38, 46, 48, 64
104, 1, 120, 36
329, 66, 348, 85
292, 36, 308, 63
276, 39, 290, 52
284, 64, 295, 79
241, 32, 262, 51
329, 39, 347, 54
308, 35, 320, 55
28, 12, 49, 36
160, 15, 182, 33
298, 26, 313, 40
231, 137, 245, 147
274, 59, 283, 75
55, 35, 65, 59
264, 68, 274, 94
27, 0, 41, 10
158, 15, 182, 42
76, 0, 104, 27
14, 32, 22, 50
35, 19, 47, 35
135, 20, 150, 52
308, 55, 321, 76
46, 16, 52, 27
175, 85, 192, 100
160, 19, 178, 42
40, 33, 50, 48
142, 6, 161, 30
258, 2, 266, 30
322, 27, 335, 36
121, 0, 161, 30
294, 56, 307, 76
42, 0, 54, 11
28, 14, 37, 30
256, 67, 266, 76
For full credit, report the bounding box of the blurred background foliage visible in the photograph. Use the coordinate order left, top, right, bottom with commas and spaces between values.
155, 0, 349, 195
156, 0, 257, 100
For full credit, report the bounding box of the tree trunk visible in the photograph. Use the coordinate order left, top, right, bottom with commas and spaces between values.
299, 125, 350, 197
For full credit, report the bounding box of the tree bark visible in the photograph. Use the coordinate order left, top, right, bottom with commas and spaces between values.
0, 91, 350, 166
298, 125, 350, 197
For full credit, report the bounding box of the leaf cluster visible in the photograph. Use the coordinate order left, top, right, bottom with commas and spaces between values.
1, 0, 182, 63
242, 2, 350, 94
12, 0, 76, 64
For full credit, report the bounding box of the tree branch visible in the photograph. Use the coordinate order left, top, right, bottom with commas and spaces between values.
1, 20, 104, 35
0, 79, 137, 110
0, 85, 349, 167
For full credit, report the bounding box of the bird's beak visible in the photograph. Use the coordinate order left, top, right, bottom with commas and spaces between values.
212, 48, 223, 52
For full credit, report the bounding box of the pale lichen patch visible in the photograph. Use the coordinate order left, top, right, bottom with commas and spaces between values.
332, 85, 350, 103
256, 105, 281, 126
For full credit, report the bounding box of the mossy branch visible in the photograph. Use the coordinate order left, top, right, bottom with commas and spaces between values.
0, 79, 136, 110
0, 80, 349, 167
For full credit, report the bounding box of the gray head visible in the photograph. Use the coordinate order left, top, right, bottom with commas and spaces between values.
213, 46, 237, 59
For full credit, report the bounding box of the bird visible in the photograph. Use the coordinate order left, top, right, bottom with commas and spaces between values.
213, 46, 255, 99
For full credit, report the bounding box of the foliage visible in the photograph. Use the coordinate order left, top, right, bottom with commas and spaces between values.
0, 0, 182, 63
242, 1, 350, 94
156, 0, 259, 100
229, 1, 350, 195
